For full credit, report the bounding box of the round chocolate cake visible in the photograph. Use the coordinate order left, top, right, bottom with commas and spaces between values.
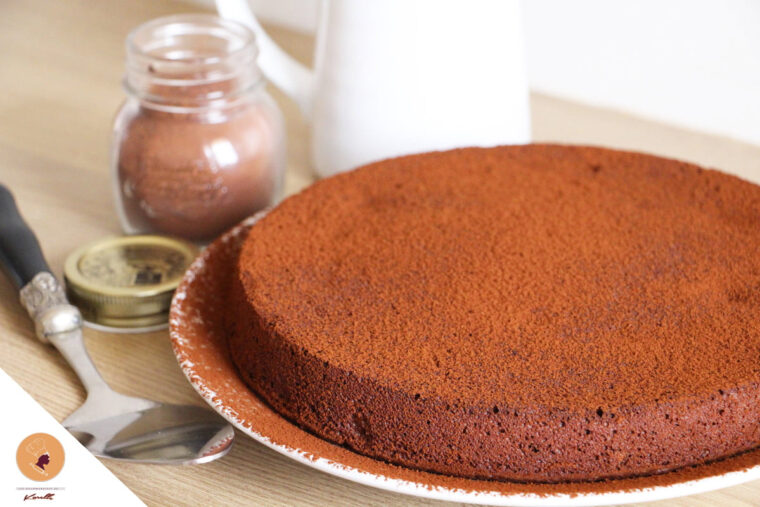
227, 144, 760, 483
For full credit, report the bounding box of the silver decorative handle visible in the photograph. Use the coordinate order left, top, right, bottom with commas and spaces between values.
20, 272, 83, 343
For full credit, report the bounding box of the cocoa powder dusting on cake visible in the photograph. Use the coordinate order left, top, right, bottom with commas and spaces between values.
171, 207, 760, 499
223, 145, 760, 483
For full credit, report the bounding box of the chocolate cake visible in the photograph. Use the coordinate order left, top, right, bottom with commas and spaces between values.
227, 144, 760, 483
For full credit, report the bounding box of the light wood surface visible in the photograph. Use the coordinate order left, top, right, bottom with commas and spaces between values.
2, 1, 760, 506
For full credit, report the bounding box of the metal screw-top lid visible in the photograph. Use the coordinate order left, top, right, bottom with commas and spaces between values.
64, 235, 198, 332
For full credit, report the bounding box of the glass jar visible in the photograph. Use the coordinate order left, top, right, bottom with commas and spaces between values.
111, 14, 285, 243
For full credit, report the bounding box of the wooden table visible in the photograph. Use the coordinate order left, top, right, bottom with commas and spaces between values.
2, 1, 760, 505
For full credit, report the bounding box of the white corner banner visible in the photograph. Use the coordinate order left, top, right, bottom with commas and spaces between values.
0, 368, 144, 506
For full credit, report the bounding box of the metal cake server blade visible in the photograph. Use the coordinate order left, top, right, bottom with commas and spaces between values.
0, 184, 234, 464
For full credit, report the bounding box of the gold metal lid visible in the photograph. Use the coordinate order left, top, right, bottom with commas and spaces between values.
64, 235, 199, 332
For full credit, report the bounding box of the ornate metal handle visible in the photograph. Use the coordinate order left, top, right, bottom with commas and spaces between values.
20, 272, 82, 343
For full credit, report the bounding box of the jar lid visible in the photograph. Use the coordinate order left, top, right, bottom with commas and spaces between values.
64, 235, 199, 332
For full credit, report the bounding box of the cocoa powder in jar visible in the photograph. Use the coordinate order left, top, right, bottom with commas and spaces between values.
113, 15, 285, 243
115, 99, 283, 242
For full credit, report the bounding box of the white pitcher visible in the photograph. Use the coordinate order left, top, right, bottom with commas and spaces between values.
217, 0, 530, 178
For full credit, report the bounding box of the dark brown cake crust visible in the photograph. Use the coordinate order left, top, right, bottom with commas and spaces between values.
228, 145, 760, 482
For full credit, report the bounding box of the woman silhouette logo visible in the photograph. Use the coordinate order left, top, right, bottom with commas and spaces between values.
16, 433, 65, 482
34, 452, 51, 472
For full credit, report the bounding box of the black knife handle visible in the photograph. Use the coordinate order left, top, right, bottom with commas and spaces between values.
0, 184, 52, 289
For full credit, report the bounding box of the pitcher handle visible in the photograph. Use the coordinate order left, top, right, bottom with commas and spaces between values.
216, 0, 314, 117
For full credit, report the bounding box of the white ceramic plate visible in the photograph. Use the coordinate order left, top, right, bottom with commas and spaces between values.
169, 216, 760, 506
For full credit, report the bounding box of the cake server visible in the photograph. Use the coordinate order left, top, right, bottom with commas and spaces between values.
0, 185, 234, 464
